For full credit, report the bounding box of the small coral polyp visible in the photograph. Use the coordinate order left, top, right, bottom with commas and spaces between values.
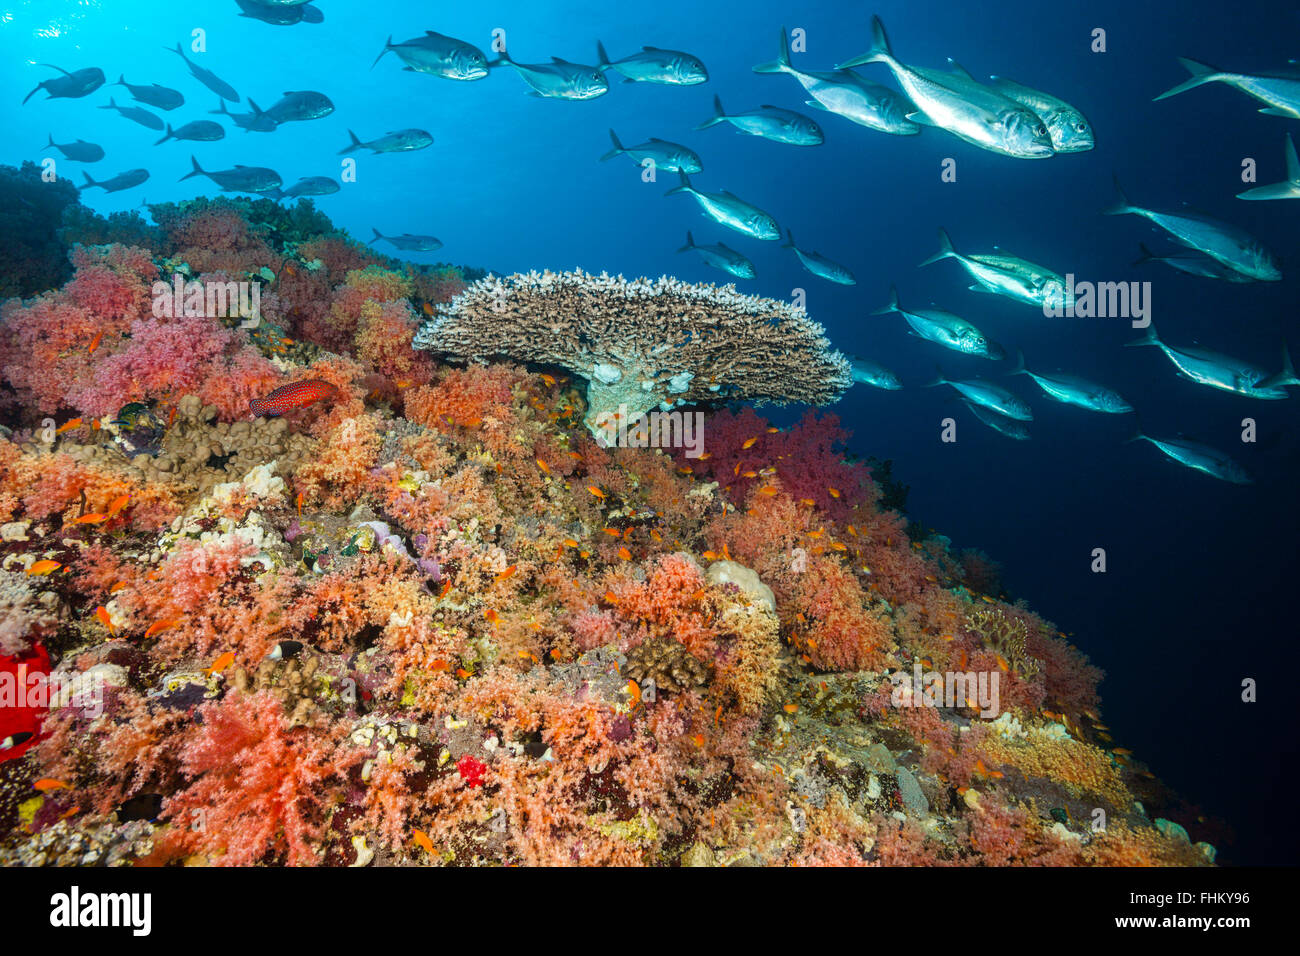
0, 199, 1214, 867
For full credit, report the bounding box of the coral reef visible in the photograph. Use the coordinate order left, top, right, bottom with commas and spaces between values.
0, 201, 1215, 868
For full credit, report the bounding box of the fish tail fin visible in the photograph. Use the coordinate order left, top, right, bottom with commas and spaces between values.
1132, 242, 1156, 266
80, 171, 96, 189
248, 98, 265, 115
372, 36, 394, 70
1124, 412, 1149, 444
923, 364, 948, 389
1259, 340, 1300, 389
677, 231, 696, 253
838, 14, 892, 69
1102, 174, 1135, 216
1153, 57, 1222, 101
100, 97, 116, 110
339, 129, 363, 155
178, 154, 203, 182
599, 128, 624, 161
664, 170, 692, 196
45, 132, 54, 149
918, 227, 957, 267
209, 97, 228, 116
753, 26, 793, 74
154, 124, 173, 146
696, 94, 726, 129
1006, 349, 1028, 377
1124, 320, 1161, 348
1286, 132, 1300, 183
115, 73, 126, 86
369, 228, 382, 245
596, 40, 611, 72
870, 284, 901, 316
22, 81, 43, 104
782, 227, 795, 249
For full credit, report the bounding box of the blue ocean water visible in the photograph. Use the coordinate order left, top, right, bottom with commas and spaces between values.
3, 0, 1298, 863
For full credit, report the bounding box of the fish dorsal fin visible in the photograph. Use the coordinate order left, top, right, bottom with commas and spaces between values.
647, 137, 670, 143
642, 45, 664, 51
760, 104, 782, 110
550, 56, 575, 65
947, 58, 974, 80
234, 164, 249, 168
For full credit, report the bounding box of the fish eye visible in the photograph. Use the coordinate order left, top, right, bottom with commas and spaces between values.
592, 73, 601, 80
1036, 124, 1047, 136
1075, 122, 1088, 132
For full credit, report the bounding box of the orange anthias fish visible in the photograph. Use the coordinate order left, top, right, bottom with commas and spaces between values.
87, 330, 103, 354
412, 829, 434, 854
617, 547, 632, 561
205, 651, 235, 675
587, 486, 606, 500
828, 488, 841, 498
430, 659, 452, 672
106, 495, 130, 517
741, 436, 758, 449
94, 606, 115, 635
74, 513, 109, 524
34, 778, 71, 792
495, 565, 517, 581
535, 458, 550, 475
249, 379, 339, 418
539, 373, 557, 387
143, 619, 180, 639
484, 608, 500, 625
55, 418, 83, 434
26, 560, 62, 576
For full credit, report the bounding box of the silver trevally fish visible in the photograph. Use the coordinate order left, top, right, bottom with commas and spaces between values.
155, 120, 225, 145
849, 356, 903, 390
1238, 133, 1300, 201
962, 399, 1031, 440
81, 168, 149, 193
1127, 430, 1252, 485
837, 16, 1053, 159
168, 43, 239, 102
100, 97, 164, 131
373, 32, 490, 80
986, 75, 1093, 152
1125, 320, 1290, 400
783, 229, 855, 284
677, 230, 755, 279
926, 368, 1032, 421
664, 171, 781, 240
269, 176, 340, 199
44, 135, 105, 162
113, 75, 184, 111
600, 130, 701, 173
236, 0, 323, 25
211, 97, 277, 132
180, 155, 281, 193
1132, 243, 1255, 283
872, 286, 1005, 360
1105, 176, 1281, 281
753, 27, 918, 135
264, 90, 334, 123
492, 47, 609, 100
1154, 56, 1300, 119
697, 94, 823, 145
597, 41, 707, 85
370, 228, 443, 252
23, 65, 104, 105
920, 228, 1070, 309
1008, 350, 1132, 413
340, 128, 433, 155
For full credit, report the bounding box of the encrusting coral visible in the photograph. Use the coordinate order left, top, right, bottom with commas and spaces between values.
412, 269, 852, 432
0, 198, 1218, 868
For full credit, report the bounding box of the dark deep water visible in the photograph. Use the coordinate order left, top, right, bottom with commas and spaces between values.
4, 0, 1298, 863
